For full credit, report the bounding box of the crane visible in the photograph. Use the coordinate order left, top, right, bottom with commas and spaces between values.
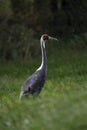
19, 34, 58, 99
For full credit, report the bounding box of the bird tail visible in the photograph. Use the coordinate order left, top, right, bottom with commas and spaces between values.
19, 91, 24, 100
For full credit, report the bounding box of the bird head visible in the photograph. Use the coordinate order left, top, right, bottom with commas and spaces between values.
42, 34, 58, 41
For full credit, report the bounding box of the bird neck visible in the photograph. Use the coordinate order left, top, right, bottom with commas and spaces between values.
37, 38, 47, 71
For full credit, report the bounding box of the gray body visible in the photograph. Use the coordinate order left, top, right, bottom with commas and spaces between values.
21, 68, 46, 96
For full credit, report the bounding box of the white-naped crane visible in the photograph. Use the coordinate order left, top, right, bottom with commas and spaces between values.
19, 34, 58, 99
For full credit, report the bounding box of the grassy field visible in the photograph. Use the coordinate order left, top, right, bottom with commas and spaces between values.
0, 45, 87, 130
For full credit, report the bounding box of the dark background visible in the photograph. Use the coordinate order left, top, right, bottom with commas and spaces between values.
0, 0, 87, 61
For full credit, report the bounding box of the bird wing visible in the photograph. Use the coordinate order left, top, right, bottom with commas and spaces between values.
21, 70, 46, 95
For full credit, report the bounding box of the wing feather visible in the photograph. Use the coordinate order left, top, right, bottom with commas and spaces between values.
20, 70, 46, 96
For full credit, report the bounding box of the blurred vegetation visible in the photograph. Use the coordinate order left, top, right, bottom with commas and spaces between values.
0, 48, 87, 130
0, 0, 87, 61
0, 1, 87, 129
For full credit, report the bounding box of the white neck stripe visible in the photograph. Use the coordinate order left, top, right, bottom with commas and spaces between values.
36, 38, 45, 71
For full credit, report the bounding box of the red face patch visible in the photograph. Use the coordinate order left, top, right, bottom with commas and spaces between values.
42, 34, 49, 40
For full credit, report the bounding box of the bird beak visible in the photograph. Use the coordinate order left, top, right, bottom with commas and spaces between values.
49, 36, 58, 41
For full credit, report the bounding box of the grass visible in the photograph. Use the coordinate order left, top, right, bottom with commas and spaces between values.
0, 45, 87, 130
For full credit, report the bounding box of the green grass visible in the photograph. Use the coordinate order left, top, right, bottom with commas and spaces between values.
0, 48, 87, 130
